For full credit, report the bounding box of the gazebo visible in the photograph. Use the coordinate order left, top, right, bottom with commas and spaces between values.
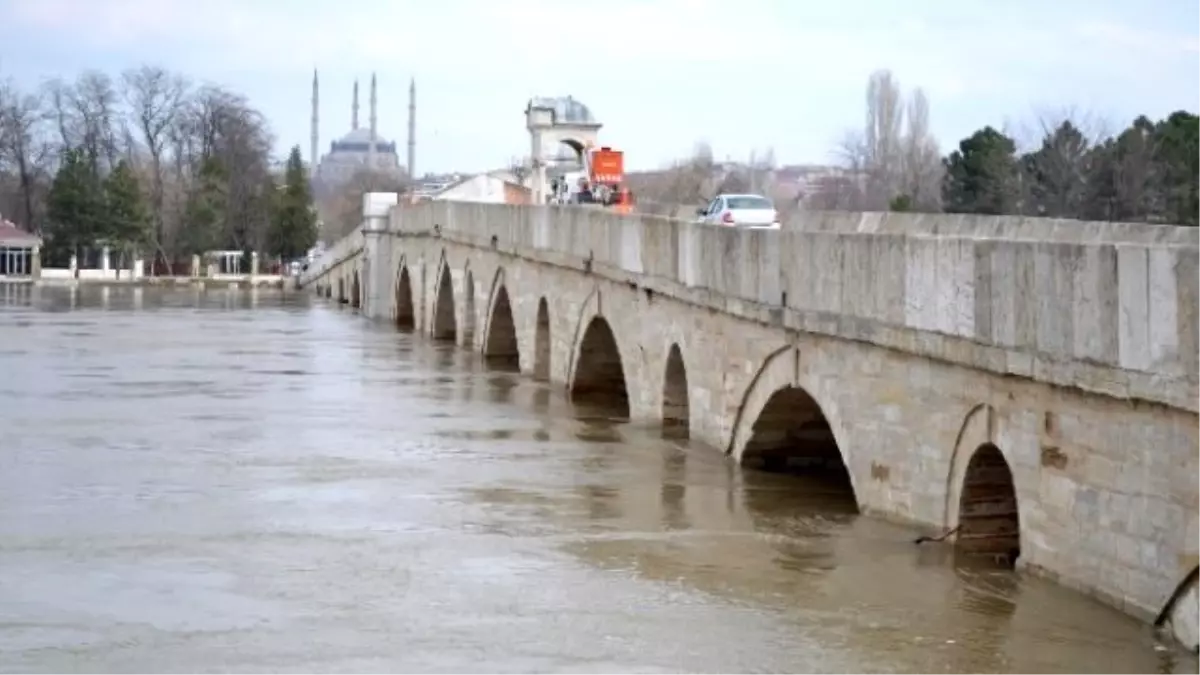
0, 219, 40, 280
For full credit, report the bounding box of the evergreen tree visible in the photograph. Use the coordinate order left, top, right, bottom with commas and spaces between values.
180, 157, 228, 255
1153, 111, 1199, 226
1022, 121, 1092, 218
103, 160, 152, 256
46, 148, 105, 259
888, 194, 913, 212
267, 146, 318, 261
941, 127, 1020, 215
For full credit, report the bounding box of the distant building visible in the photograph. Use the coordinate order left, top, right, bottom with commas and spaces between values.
0, 218, 41, 279
309, 71, 412, 195
411, 171, 531, 206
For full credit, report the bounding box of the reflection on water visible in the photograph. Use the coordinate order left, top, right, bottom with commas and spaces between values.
0, 284, 1192, 674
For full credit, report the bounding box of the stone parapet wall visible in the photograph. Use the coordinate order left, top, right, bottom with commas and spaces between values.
386, 202, 1199, 412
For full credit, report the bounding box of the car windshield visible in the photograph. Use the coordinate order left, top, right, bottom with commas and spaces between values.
726, 196, 773, 210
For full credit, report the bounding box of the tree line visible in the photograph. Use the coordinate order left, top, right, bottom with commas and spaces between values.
940, 112, 1197, 225
0, 65, 316, 271
631, 69, 1197, 227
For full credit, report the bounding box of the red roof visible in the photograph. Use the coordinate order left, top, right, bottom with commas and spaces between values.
0, 220, 41, 247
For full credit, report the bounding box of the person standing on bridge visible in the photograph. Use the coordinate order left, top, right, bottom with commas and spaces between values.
576, 177, 594, 204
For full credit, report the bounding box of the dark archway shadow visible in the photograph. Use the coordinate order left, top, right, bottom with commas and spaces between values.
662, 342, 689, 440
740, 385, 858, 513
395, 266, 415, 331
534, 296, 551, 381
570, 316, 629, 420
350, 273, 361, 309
956, 443, 1021, 569
432, 264, 456, 341
484, 285, 519, 373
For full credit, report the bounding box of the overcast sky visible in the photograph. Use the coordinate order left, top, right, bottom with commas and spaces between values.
2, 0, 1197, 174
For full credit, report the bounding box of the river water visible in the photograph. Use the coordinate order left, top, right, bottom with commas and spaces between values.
0, 284, 1193, 674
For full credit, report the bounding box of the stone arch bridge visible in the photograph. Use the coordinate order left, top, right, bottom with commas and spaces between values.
302, 194, 1200, 650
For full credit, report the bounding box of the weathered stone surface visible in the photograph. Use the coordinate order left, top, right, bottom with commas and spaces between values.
303, 199, 1199, 649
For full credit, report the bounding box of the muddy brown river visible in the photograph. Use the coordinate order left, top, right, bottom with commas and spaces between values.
0, 284, 1194, 674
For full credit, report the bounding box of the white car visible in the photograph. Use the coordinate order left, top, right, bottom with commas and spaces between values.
695, 193, 780, 229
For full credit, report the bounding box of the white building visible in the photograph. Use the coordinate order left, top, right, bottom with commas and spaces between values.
413, 171, 532, 205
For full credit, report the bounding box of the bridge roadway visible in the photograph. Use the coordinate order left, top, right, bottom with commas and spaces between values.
301, 195, 1200, 650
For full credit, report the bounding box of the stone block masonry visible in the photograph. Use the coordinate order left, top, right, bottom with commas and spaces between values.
302, 199, 1199, 651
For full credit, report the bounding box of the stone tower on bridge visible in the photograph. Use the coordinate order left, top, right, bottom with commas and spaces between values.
525, 96, 602, 205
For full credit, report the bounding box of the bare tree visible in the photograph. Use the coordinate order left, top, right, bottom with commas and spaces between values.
70, 71, 122, 171
507, 156, 530, 185
0, 81, 50, 229
123, 65, 188, 254
822, 70, 945, 213
43, 79, 75, 152
862, 69, 903, 209
623, 142, 717, 217
898, 88, 943, 211
320, 168, 408, 241
820, 131, 870, 210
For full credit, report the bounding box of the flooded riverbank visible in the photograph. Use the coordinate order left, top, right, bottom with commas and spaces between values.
0, 284, 1192, 673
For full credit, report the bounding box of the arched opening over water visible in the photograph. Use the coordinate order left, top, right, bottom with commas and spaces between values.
742, 386, 857, 509
432, 264, 456, 341
337, 278, 346, 304
484, 285, 519, 371
570, 316, 629, 418
350, 273, 361, 309
662, 343, 689, 439
956, 443, 1021, 569
395, 266, 415, 331
462, 270, 476, 349
534, 297, 551, 381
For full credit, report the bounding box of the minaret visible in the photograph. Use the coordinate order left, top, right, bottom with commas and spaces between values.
310, 68, 319, 180
368, 73, 378, 171
407, 77, 416, 180
352, 79, 360, 131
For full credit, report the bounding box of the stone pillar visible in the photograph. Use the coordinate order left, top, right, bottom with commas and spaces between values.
131, 256, 144, 281
30, 246, 41, 280
69, 253, 78, 278
361, 191, 399, 320
101, 246, 111, 273
250, 251, 260, 277
190, 254, 201, 278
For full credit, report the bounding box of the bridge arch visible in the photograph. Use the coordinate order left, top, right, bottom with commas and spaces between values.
953, 443, 1021, 568
432, 253, 456, 341
462, 265, 477, 349
662, 343, 689, 437
350, 270, 361, 309
337, 277, 345, 304
570, 314, 629, 418
728, 346, 858, 503
394, 257, 415, 330
533, 297, 551, 381
484, 282, 519, 370
943, 403, 997, 530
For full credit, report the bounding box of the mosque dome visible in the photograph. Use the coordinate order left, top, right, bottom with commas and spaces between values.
527, 96, 597, 125
330, 127, 397, 155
